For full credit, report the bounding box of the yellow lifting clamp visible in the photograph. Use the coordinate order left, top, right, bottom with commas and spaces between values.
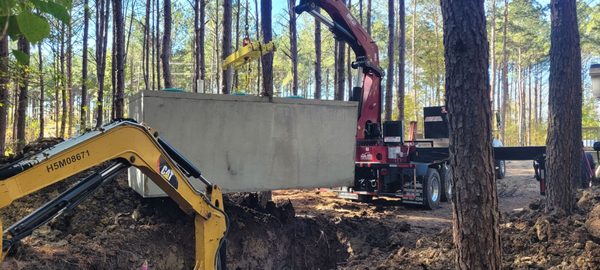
222, 38, 275, 70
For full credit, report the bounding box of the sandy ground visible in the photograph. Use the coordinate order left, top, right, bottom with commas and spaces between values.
274, 160, 543, 235
497, 161, 543, 213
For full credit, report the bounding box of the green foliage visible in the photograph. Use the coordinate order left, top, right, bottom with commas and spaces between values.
16, 11, 50, 43
0, 0, 71, 64
11, 49, 30, 65
501, 0, 549, 64
578, 2, 600, 55
31, 0, 71, 25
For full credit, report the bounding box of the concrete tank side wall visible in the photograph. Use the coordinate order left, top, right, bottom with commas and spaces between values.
128, 91, 357, 195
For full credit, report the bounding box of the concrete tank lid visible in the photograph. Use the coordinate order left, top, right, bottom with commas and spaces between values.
130, 90, 358, 107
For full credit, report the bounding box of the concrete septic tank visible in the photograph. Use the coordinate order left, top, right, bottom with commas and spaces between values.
127, 90, 358, 197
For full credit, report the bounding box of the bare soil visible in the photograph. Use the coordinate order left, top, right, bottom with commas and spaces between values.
1, 140, 600, 269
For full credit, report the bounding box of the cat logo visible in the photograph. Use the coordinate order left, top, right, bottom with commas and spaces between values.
157, 156, 178, 189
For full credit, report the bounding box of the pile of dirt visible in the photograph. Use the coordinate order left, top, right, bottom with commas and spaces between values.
273, 189, 448, 270
1, 173, 349, 269
500, 189, 600, 269
0, 140, 346, 269
370, 187, 600, 270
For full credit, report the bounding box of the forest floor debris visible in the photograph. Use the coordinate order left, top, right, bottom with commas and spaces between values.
1, 141, 600, 269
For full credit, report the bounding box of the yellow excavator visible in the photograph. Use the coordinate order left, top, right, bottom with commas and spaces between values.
0, 120, 228, 269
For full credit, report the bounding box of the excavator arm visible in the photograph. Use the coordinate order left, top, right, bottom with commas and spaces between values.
0, 120, 227, 270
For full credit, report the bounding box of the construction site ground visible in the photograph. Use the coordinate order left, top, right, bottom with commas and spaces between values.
2, 139, 600, 269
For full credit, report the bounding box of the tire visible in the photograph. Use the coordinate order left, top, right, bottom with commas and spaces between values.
496, 160, 506, 179
422, 168, 441, 210
440, 165, 453, 203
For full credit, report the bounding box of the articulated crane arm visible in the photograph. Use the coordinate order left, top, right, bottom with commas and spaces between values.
295, 0, 385, 141
0, 120, 227, 270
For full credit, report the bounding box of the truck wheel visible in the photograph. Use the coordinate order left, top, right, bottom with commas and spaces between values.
423, 168, 441, 209
440, 165, 453, 202
496, 160, 506, 179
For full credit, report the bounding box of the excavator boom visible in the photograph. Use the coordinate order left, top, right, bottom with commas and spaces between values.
0, 120, 227, 269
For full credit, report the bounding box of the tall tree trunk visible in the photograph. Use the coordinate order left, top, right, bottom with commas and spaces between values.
537, 66, 542, 122
411, 0, 417, 120
334, 42, 338, 99
144, 0, 150, 91
67, 19, 73, 136
60, 23, 67, 138
517, 49, 523, 145
288, 0, 298, 96
123, 0, 136, 89
359, 0, 363, 24
489, 0, 496, 110
215, 0, 221, 92
150, 0, 156, 90
111, 17, 116, 119
314, 7, 322, 99
397, 0, 405, 121
13, 79, 18, 144
0, 36, 8, 153
155, 0, 161, 90
335, 40, 345, 100
356, 0, 363, 88
260, 0, 273, 99
366, 0, 372, 35
16, 37, 30, 152
335, 0, 346, 101
96, 0, 110, 127
385, 0, 395, 120
527, 66, 532, 145
81, 0, 90, 130
325, 68, 330, 99
193, 0, 200, 92
38, 44, 45, 138
534, 64, 538, 125
441, 0, 502, 268
161, 0, 172, 89
496, 62, 501, 111
124, 0, 136, 64
54, 44, 59, 136
433, 10, 442, 105
520, 61, 526, 145
233, 0, 241, 91
222, 0, 233, 94
500, 0, 508, 142
113, 0, 125, 118
546, 0, 582, 214
200, 0, 206, 92
254, 0, 261, 94
346, 0, 353, 99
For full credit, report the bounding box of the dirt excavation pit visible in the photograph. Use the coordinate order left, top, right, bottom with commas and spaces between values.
1, 141, 600, 269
